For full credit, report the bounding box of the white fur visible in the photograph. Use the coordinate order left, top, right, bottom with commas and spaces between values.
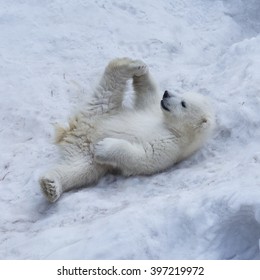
40, 58, 215, 202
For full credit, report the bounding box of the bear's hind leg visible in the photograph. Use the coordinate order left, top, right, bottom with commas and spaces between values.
39, 161, 106, 202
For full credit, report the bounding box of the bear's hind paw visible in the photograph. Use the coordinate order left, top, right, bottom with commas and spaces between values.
94, 138, 120, 167
40, 176, 62, 202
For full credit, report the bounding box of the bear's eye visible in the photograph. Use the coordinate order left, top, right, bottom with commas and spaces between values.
181, 101, 187, 108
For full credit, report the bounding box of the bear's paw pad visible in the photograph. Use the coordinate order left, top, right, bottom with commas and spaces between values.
40, 177, 62, 202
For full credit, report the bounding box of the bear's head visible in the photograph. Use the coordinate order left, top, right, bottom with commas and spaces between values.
161, 90, 215, 138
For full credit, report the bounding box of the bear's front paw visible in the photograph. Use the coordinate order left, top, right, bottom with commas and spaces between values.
39, 175, 62, 202
129, 60, 148, 77
94, 138, 123, 167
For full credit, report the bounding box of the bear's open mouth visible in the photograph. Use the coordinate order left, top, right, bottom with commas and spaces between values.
161, 100, 170, 112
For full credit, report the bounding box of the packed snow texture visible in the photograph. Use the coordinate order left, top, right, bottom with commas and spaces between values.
1, 0, 260, 260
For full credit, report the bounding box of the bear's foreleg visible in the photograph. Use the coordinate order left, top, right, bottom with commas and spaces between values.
133, 70, 160, 110
88, 58, 148, 115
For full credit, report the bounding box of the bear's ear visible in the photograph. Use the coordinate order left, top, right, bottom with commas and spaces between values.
199, 117, 208, 128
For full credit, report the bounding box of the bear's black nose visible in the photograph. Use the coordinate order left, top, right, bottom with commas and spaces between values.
163, 90, 169, 98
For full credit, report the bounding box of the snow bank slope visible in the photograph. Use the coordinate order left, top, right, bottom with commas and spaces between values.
1, 0, 260, 259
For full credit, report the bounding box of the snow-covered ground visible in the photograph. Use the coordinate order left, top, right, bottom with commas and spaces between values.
1, 0, 260, 260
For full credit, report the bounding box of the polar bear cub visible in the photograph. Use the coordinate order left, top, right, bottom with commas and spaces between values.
40, 58, 215, 202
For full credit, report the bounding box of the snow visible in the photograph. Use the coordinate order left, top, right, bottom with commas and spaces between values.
1, 0, 260, 260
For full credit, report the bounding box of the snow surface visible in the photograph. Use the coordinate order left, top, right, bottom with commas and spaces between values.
1, 0, 260, 260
